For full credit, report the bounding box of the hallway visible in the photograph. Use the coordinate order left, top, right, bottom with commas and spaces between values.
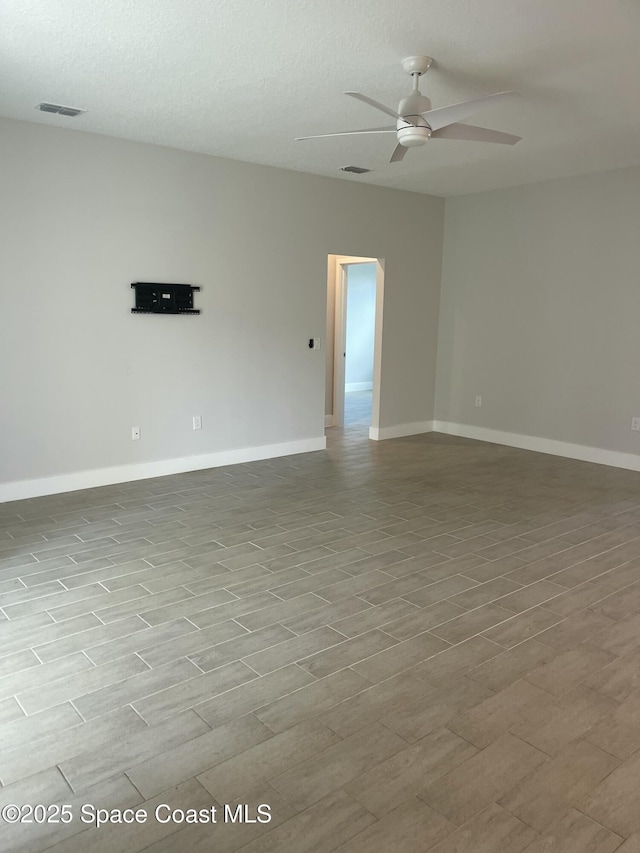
343, 390, 372, 428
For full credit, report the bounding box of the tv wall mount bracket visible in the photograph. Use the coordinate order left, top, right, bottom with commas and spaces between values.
131, 282, 201, 314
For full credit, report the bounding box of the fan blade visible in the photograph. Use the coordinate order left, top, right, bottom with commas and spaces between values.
390, 143, 407, 163
345, 92, 402, 121
432, 123, 521, 145
295, 126, 396, 141
424, 91, 519, 131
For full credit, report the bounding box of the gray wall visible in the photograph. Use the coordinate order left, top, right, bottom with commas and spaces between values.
436, 165, 640, 454
0, 117, 444, 486
345, 263, 376, 389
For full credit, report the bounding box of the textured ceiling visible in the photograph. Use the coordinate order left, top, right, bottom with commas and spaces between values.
1, 0, 639, 196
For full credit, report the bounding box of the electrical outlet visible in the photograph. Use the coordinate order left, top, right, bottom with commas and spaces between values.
631, 418, 640, 432
193, 415, 202, 430
131, 426, 140, 441
475, 396, 482, 407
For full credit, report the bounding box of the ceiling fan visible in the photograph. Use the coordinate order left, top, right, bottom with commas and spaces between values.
296, 56, 521, 163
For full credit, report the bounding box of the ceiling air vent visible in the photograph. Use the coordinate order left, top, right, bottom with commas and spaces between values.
339, 165, 371, 174
36, 103, 86, 117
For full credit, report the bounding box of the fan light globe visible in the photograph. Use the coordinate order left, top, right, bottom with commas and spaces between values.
396, 119, 431, 148
396, 115, 431, 148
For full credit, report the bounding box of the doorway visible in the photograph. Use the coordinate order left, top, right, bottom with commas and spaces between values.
325, 255, 385, 435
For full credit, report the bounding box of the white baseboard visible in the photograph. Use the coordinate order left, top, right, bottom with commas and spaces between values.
369, 421, 434, 441
345, 382, 373, 393
0, 436, 327, 503
12, 419, 638, 502
433, 421, 640, 473
324, 415, 335, 428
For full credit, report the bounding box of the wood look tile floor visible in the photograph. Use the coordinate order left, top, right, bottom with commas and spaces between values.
4, 416, 640, 850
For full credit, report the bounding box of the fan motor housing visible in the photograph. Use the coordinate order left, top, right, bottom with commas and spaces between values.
396, 118, 431, 148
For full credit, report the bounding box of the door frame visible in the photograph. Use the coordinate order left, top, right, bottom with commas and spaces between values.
328, 255, 384, 431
